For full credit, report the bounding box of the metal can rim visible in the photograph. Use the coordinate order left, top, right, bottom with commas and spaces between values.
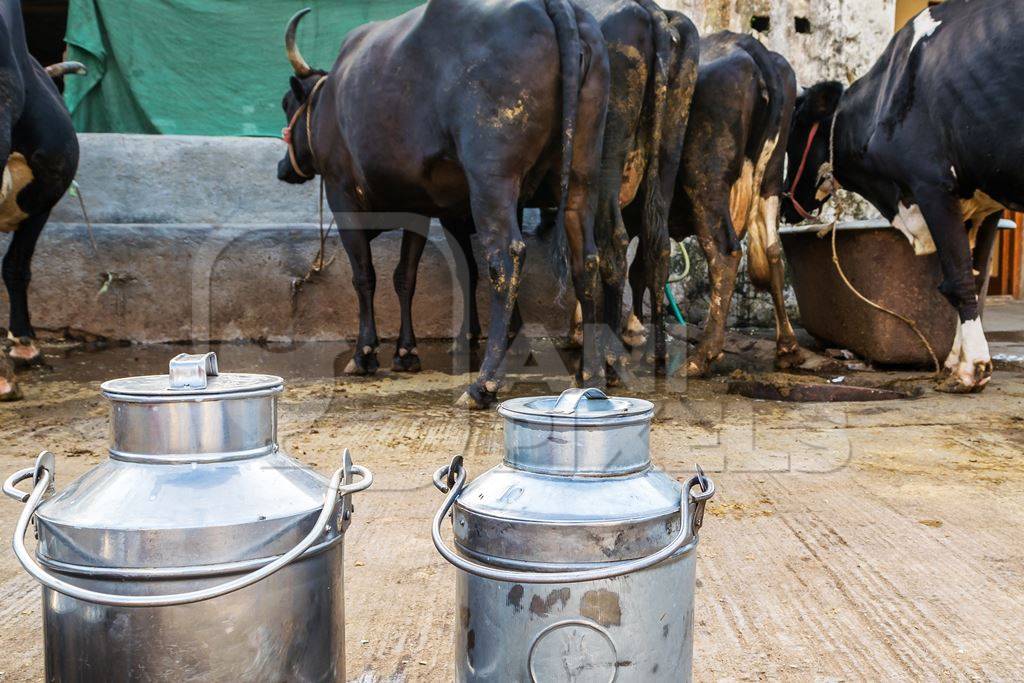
34, 532, 343, 581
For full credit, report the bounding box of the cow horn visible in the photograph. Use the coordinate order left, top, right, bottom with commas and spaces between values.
285, 8, 313, 77
45, 61, 87, 78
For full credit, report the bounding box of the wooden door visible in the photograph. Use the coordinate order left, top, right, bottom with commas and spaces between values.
989, 212, 1024, 298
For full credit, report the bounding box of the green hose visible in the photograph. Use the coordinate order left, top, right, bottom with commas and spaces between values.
665, 283, 685, 325
664, 238, 689, 325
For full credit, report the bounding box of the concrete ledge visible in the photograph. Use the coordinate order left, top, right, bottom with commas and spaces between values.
3, 222, 571, 343
52, 134, 320, 225
0, 134, 575, 342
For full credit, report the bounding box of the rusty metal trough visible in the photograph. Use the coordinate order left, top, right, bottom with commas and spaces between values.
780, 219, 1012, 366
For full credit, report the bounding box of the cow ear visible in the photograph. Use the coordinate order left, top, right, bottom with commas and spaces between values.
801, 80, 844, 122
290, 76, 307, 103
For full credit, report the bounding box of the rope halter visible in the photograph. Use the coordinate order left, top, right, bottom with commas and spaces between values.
784, 118, 841, 222
282, 75, 328, 179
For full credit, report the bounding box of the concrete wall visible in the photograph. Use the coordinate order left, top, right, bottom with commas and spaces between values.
3, 134, 570, 343
664, 0, 896, 85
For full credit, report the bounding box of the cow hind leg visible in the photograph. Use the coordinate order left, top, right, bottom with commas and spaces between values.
392, 223, 429, 372
914, 187, 992, 392
623, 253, 648, 350
688, 202, 741, 377
971, 212, 1001, 317
3, 211, 49, 367
749, 196, 803, 367
338, 225, 382, 376
566, 7, 609, 388
639, 232, 670, 374
456, 178, 525, 409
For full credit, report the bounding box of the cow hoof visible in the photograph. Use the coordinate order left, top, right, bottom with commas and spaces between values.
775, 347, 806, 370
9, 341, 42, 368
605, 354, 630, 388
0, 376, 22, 402
935, 361, 992, 394
621, 332, 647, 350
343, 351, 379, 376
575, 367, 606, 389
622, 313, 647, 350
392, 349, 422, 373
684, 357, 710, 378
456, 385, 496, 410
618, 327, 643, 350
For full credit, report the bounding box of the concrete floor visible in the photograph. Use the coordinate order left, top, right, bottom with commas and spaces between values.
0, 320, 1022, 680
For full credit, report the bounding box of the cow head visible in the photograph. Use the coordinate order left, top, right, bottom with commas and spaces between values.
278, 8, 328, 184
782, 80, 844, 223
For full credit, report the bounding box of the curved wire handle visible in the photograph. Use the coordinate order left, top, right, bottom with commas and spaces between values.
6, 451, 372, 607
431, 456, 714, 584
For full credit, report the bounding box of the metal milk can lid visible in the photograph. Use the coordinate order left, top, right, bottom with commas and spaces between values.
99, 352, 283, 462
100, 352, 283, 399
497, 388, 655, 476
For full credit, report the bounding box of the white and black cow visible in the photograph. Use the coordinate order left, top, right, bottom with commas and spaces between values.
0, 0, 84, 400
783, 0, 1022, 393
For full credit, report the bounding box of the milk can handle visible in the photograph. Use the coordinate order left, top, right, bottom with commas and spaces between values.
431, 456, 715, 584
5, 450, 372, 607
550, 387, 609, 414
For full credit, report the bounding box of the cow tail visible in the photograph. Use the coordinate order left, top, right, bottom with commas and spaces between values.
634, 0, 673, 276
542, 0, 581, 286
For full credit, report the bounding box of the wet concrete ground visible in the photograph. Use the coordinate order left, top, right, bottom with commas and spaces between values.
0, 332, 1022, 681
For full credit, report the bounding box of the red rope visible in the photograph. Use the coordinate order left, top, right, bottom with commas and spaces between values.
785, 121, 821, 222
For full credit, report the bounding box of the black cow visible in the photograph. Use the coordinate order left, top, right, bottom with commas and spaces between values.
0, 0, 84, 400
627, 32, 798, 376
277, 2, 609, 408
783, 0, 1022, 393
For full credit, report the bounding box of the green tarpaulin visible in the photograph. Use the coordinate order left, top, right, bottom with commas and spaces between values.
64, 0, 423, 136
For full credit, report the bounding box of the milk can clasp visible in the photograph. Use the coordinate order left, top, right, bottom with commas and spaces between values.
168, 352, 220, 390
549, 387, 610, 414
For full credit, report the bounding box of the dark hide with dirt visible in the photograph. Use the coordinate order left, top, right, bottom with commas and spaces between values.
277, 1, 610, 408
628, 31, 797, 377
423, 1, 699, 385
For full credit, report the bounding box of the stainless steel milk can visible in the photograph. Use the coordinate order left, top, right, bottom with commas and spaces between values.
3, 352, 372, 682
432, 388, 714, 682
